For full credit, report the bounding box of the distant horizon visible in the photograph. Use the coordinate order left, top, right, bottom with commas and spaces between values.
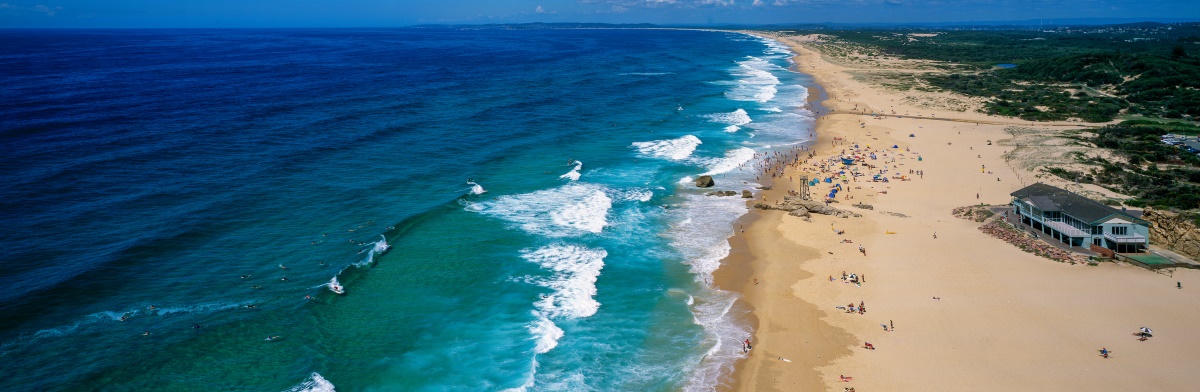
3, 17, 1200, 30
2, 0, 1198, 28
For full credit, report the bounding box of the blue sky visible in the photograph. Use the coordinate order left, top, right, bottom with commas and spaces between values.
1, 0, 1198, 28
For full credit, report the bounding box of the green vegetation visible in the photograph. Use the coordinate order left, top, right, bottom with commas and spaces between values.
1042, 123, 1200, 209
777, 23, 1200, 123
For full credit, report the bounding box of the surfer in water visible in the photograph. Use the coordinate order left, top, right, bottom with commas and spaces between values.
266, 335, 280, 341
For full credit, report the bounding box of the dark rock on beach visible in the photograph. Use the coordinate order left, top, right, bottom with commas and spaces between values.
695, 175, 715, 188
755, 196, 862, 219
742, 190, 753, 198
706, 190, 739, 197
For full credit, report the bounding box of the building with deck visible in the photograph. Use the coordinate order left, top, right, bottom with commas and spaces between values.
1010, 183, 1149, 253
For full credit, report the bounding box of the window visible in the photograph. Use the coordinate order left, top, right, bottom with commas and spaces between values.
1111, 226, 1128, 235
1092, 226, 1102, 235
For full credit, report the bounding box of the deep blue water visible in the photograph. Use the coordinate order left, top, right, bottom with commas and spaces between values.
0, 28, 813, 391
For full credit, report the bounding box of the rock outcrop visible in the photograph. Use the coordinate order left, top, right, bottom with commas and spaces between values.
754, 196, 862, 219
706, 190, 739, 197
1144, 208, 1200, 260
695, 175, 714, 188
742, 190, 753, 198
852, 202, 874, 210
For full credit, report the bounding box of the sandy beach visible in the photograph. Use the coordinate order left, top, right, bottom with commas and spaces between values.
719, 32, 1200, 391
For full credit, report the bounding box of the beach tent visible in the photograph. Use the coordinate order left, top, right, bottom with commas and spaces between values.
892, 145, 899, 149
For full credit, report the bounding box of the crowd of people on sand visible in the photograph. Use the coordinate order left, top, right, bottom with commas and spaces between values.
738, 134, 933, 391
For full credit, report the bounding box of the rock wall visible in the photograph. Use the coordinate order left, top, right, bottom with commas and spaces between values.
1144, 208, 1200, 260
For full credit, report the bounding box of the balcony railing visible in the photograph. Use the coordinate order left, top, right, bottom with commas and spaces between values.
1044, 221, 1089, 237
1104, 233, 1147, 244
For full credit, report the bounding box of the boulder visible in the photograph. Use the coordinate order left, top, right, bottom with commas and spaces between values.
742, 190, 753, 198
788, 209, 812, 218
706, 190, 738, 197
853, 202, 874, 210
695, 175, 715, 188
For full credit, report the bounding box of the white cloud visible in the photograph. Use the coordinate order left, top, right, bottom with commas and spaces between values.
33, 4, 61, 16
753, 0, 765, 5
536, 5, 546, 13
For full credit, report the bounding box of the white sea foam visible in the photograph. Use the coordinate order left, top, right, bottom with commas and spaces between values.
723, 125, 740, 133
523, 245, 606, 320
529, 314, 565, 354
285, 372, 335, 392
703, 109, 752, 126
467, 181, 487, 195
354, 235, 390, 267
518, 244, 607, 358
683, 289, 750, 392
631, 135, 702, 161
726, 57, 781, 102
618, 72, 672, 76
665, 193, 755, 392
467, 183, 612, 237
560, 160, 583, 181
610, 188, 653, 202
699, 147, 756, 176
502, 357, 540, 392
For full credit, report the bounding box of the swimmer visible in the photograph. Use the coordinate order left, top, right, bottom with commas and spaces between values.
143, 331, 151, 336
148, 305, 156, 310
280, 277, 289, 281
265, 335, 280, 341
193, 324, 202, 329
120, 314, 129, 321
278, 264, 287, 270
252, 285, 262, 289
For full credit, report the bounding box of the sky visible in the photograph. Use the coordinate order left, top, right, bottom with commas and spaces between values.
1, 0, 1199, 28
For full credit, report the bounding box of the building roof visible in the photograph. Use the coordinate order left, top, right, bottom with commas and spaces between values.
1010, 183, 1149, 226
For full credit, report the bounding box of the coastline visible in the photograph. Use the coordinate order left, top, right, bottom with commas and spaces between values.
714, 31, 855, 392
717, 31, 1200, 391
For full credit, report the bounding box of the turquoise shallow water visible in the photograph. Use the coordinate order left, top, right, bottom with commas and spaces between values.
0, 28, 813, 391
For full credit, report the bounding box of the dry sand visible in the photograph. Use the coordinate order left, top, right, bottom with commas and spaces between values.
717, 32, 1200, 392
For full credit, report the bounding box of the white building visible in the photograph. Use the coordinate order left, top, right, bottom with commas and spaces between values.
1010, 183, 1150, 253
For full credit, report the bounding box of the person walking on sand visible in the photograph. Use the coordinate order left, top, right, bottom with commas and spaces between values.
1100, 347, 1110, 358
743, 338, 752, 353
859, 245, 866, 256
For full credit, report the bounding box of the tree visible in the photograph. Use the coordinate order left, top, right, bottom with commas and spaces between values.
1172, 45, 1188, 59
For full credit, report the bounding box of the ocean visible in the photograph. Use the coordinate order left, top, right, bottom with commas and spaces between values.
0, 28, 814, 391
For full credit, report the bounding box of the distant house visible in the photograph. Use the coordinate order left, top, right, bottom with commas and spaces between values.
1184, 139, 1200, 154
1010, 183, 1149, 253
